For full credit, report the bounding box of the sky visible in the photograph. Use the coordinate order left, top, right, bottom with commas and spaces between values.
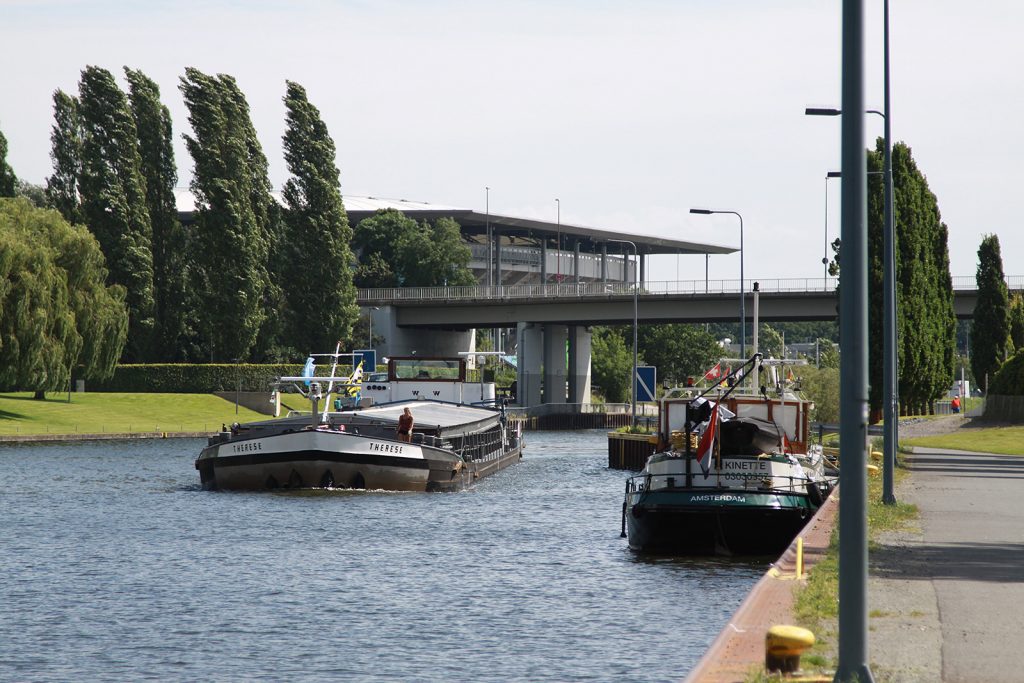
2, 0, 1021, 284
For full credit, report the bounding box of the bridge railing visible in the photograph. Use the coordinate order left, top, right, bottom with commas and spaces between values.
356, 275, 1021, 305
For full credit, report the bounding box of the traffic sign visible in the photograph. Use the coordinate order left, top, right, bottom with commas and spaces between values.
635, 366, 657, 402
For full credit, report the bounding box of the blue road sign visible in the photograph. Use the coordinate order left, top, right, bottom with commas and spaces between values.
354, 349, 377, 372
635, 366, 657, 402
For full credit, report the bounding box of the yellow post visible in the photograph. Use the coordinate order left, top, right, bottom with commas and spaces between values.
796, 536, 804, 579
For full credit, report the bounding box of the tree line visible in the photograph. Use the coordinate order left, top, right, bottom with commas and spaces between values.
0, 65, 475, 385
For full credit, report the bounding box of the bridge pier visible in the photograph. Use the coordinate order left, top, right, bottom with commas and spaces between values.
543, 324, 568, 403
568, 326, 592, 404
517, 323, 543, 407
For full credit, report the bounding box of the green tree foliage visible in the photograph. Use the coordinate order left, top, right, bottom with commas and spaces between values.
219, 75, 284, 361
0, 198, 127, 394
866, 140, 956, 415
637, 324, 719, 385
179, 67, 272, 361
125, 67, 191, 361
15, 180, 50, 208
45, 90, 83, 224
971, 234, 1009, 392
0, 127, 16, 197
280, 81, 358, 354
77, 65, 157, 361
989, 348, 1024, 396
591, 326, 635, 403
815, 338, 840, 369
758, 324, 784, 358
353, 209, 475, 287
795, 366, 840, 425
1008, 293, 1024, 352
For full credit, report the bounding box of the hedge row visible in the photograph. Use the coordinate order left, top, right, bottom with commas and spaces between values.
86, 364, 370, 393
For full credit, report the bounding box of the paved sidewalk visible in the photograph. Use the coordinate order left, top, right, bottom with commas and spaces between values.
686, 443, 1024, 683
868, 447, 1024, 683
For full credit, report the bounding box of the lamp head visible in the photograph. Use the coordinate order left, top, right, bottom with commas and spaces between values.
689, 208, 713, 215
805, 107, 841, 116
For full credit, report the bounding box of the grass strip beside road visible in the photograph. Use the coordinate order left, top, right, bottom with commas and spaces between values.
0, 392, 269, 435
793, 465, 918, 671
902, 425, 1024, 455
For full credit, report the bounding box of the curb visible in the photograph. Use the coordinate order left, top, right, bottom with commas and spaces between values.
684, 489, 840, 683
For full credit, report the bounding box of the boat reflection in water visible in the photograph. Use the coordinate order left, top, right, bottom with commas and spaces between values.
623, 354, 837, 556
196, 353, 521, 492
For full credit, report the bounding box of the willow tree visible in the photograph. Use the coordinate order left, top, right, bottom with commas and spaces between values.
125, 67, 190, 361
180, 67, 271, 361
280, 80, 357, 354
971, 234, 1009, 392
0, 198, 127, 396
77, 65, 157, 361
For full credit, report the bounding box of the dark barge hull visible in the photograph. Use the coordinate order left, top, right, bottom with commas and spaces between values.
196, 429, 521, 493
625, 490, 819, 556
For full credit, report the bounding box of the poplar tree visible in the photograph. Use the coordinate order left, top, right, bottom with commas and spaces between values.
0, 127, 16, 197
125, 67, 190, 360
45, 90, 83, 224
971, 234, 1009, 392
867, 140, 956, 415
280, 80, 357, 353
179, 67, 269, 361
219, 75, 284, 361
76, 66, 157, 361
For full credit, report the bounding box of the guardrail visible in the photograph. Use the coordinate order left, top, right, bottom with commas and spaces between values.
357, 275, 1023, 305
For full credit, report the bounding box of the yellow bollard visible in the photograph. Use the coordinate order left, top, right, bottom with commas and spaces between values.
796, 537, 804, 580
765, 624, 815, 674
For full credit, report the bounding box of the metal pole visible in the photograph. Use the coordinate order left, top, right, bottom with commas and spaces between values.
836, 0, 875, 679
825, 174, 830, 286
689, 209, 744, 357
881, 0, 898, 505
555, 198, 561, 282
609, 239, 638, 428
486, 187, 491, 288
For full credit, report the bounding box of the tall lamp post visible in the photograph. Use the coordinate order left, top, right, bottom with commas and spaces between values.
807, 101, 897, 507
485, 187, 492, 288
608, 239, 638, 429
367, 306, 380, 349
690, 209, 745, 358
555, 198, 561, 282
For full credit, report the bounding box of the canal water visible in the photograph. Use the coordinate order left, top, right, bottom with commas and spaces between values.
0, 430, 765, 682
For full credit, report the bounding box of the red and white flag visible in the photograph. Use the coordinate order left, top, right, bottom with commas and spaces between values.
702, 363, 722, 381
695, 402, 719, 478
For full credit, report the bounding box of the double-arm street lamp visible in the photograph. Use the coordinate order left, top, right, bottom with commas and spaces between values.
807, 97, 897, 507
608, 239, 638, 429
690, 209, 745, 359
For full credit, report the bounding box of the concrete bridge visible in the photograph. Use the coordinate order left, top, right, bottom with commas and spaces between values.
358, 275, 1021, 407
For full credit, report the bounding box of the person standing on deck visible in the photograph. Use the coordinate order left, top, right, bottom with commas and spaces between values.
397, 407, 414, 442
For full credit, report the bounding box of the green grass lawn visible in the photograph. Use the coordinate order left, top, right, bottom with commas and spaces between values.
0, 392, 270, 435
902, 425, 1024, 456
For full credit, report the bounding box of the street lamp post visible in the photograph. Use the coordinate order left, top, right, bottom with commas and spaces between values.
555, 198, 561, 282
486, 187, 491, 288
807, 97, 897, 506
690, 209, 745, 358
367, 306, 379, 349
608, 239, 638, 429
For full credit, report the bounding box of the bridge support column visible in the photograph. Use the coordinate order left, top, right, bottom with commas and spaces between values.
543, 324, 568, 403
516, 323, 542, 407
567, 326, 592, 404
